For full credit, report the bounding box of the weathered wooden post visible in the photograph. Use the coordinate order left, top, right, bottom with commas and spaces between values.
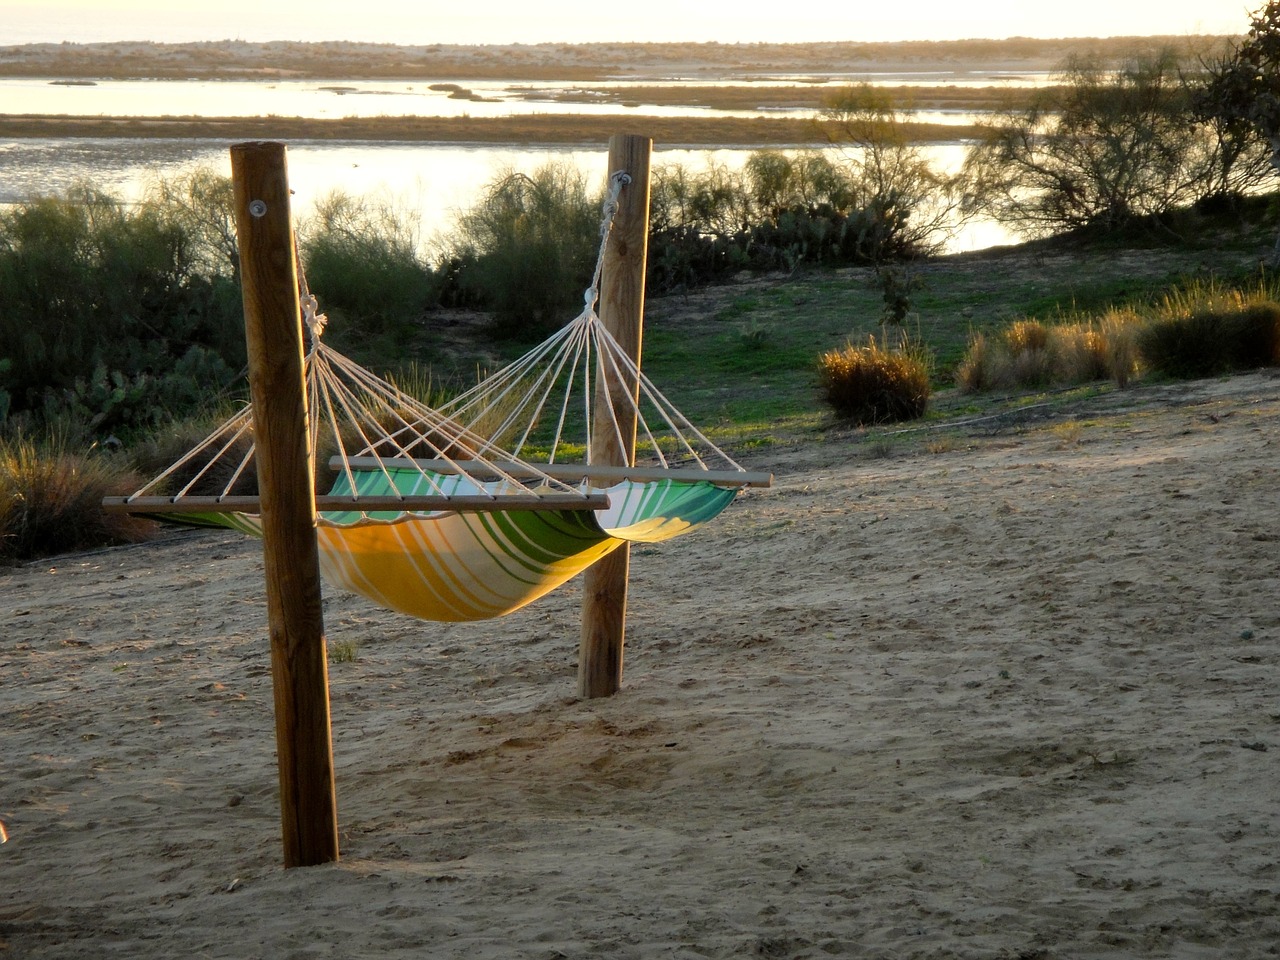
579, 133, 652, 699
229, 141, 340, 867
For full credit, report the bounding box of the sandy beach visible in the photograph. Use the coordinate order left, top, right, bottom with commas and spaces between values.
3, 370, 1280, 958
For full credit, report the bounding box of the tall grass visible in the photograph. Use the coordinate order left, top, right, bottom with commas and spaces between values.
956, 274, 1280, 393
128, 406, 258, 499
0, 430, 153, 564
1138, 275, 1280, 377
1139, 302, 1280, 378
1155, 274, 1280, 319
956, 313, 1143, 392
1099, 308, 1144, 388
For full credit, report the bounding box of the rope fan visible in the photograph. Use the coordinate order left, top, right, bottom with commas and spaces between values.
105, 169, 770, 623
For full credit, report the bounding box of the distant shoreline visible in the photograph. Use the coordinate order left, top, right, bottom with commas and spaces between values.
0, 35, 1232, 83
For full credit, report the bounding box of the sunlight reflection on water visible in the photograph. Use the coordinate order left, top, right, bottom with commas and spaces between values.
0, 138, 1018, 254
1, 70, 1030, 252
3, 74, 1049, 122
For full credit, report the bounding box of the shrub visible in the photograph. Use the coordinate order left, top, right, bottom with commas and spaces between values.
647, 224, 752, 292
646, 149, 953, 293
1137, 311, 1233, 378
957, 311, 1149, 392
299, 189, 440, 348
648, 160, 756, 291
0, 430, 153, 564
142, 164, 241, 279
749, 199, 922, 268
1138, 302, 1280, 378
818, 337, 931, 425
0, 360, 9, 424
963, 51, 1234, 236
447, 163, 600, 338
1229, 302, 1280, 367
820, 85, 963, 255
0, 185, 245, 438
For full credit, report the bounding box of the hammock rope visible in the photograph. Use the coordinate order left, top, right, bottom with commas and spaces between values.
429, 170, 747, 477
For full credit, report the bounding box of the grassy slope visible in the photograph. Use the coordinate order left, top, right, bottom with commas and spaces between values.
414, 211, 1278, 456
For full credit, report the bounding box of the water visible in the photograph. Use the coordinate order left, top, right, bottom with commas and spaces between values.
4, 77, 810, 122
2, 75, 1012, 123
0, 75, 1022, 252
0, 136, 1018, 253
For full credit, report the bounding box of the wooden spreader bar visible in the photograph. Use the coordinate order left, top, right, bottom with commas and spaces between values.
102, 492, 610, 515
330, 456, 774, 488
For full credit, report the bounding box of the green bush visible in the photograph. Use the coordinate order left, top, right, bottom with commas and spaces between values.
646, 151, 947, 293
299, 189, 440, 349
0, 359, 10, 424
818, 337, 931, 425
646, 225, 752, 292
0, 185, 245, 438
647, 161, 754, 291
750, 201, 913, 269
447, 163, 600, 338
1138, 302, 1280, 378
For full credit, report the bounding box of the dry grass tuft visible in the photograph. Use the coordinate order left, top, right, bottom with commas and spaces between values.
957, 310, 1147, 392
1006, 319, 1050, 355
818, 337, 931, 425
1099, 308, 1144, 388
0, 431, 154, 564
1138, 301, 1280, 379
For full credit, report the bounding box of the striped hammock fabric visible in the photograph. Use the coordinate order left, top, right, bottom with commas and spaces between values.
206, 468, 737, 622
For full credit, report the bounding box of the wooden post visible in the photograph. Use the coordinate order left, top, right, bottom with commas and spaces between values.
229, 141, 339, 868
579, 134, 652, 699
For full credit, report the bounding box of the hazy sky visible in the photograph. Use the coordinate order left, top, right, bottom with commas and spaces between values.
0, 0, 1257, 46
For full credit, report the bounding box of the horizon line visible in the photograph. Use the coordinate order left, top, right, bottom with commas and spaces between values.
0, 33, 1242, 49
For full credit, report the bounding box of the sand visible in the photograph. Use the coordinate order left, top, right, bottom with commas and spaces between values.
3, 371, 1280, 959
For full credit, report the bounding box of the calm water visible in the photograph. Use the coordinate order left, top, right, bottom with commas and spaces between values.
2, 75, 1014, 123
5, 77, 797, 122
0, 75, 1022, 252
0, 137, 1017, 253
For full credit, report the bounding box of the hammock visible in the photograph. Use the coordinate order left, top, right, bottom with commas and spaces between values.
106, 173, 769, 622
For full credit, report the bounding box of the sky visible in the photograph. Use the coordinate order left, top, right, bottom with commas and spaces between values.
0, 0, 1258, 46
